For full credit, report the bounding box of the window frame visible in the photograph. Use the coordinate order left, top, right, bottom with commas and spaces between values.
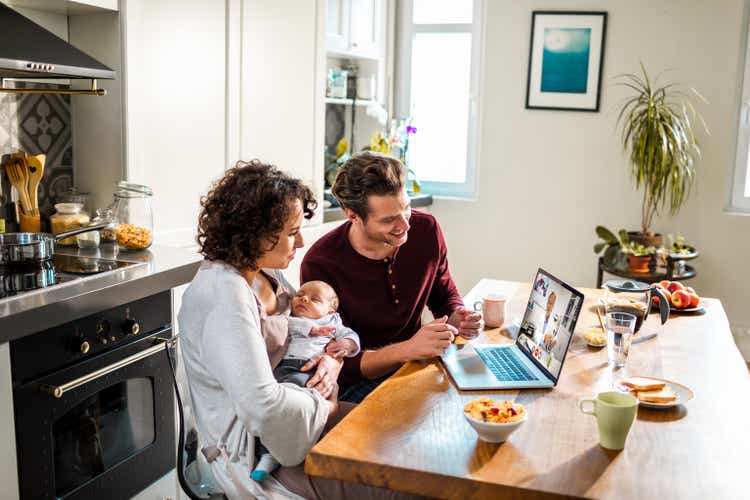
730, 11, 750, 213
395, 0, 485, 199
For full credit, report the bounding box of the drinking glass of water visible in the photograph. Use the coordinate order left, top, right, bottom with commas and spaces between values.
606, 312, 637, 368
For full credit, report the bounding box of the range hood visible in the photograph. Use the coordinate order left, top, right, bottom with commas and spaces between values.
0, 2, 114, 80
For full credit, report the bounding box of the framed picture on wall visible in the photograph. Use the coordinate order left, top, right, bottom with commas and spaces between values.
525, 11, 608, 112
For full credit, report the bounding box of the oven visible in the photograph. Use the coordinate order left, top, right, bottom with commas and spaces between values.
10, 291, 175, 500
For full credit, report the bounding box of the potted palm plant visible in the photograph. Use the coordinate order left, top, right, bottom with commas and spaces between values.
616, 64, 708, 247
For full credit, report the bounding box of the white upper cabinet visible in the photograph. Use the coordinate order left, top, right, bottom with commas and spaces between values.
121, 0, 227, 247
349, 0, 379, 57
326, 0, 384, 60
326, 0, 350, 53
240, 0, 326, 225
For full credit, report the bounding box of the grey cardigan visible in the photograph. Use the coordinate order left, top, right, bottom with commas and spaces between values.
179, 260, 327, 499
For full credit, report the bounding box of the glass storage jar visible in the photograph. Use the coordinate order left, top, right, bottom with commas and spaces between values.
113, 182, 153, 251
92, 207, 116, 242
56, 187, 91, 215
50, 203, 90, 245
76, 222, 101, 249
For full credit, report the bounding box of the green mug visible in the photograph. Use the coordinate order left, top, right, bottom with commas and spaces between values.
578, 391, 638, 450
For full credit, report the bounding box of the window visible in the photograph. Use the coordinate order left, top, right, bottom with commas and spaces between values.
731, 17, 750, 212
395, 0, 484, 198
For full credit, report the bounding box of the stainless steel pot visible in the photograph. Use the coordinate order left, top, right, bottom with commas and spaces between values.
0, 223, 113, 265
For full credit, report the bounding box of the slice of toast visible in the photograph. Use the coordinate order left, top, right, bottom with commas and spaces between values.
620, 376, 666, 392
636, 385, 677, 403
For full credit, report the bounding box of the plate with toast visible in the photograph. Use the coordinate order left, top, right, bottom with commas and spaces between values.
618, 376, 695, 409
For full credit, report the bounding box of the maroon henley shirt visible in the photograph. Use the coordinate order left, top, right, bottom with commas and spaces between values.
300, 210, 464, 388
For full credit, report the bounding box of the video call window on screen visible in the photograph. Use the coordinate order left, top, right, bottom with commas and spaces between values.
518, 272, 581, 378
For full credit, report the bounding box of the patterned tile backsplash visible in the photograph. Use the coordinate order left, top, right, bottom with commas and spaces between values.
0, 82, 74, 231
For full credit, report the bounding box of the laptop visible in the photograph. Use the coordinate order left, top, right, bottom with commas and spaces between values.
440, 268, 584, 390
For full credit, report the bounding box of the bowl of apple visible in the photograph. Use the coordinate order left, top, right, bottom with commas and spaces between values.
653, 281, 705, 314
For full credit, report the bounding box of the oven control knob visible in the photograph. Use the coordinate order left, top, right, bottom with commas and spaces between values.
79, 340, 90, 354
96, 320, 111, 335
123, 319, 141, 335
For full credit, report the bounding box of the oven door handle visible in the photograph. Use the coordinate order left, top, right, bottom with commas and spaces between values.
40, 340, 169, 398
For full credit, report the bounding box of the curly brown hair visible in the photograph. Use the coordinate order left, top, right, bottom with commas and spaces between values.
197, 160, 316, 270
332, 151, 405, 220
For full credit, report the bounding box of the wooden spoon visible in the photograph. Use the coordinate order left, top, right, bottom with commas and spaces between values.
5, 158, 33, 214
26, 154, 45, 215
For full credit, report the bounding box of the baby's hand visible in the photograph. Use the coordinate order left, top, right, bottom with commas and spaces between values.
325, 338, 357, 358
310, 325, 336, 338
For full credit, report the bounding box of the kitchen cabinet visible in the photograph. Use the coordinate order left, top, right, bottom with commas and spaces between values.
241, 0, 326, 226
17, 0, 325, 245
349, 0, 380, 58
326, 0, 385, 60
326, 0, 350, 53
70, 0, 228, 247
121, 0, 227, 247
0, 344, 19, 500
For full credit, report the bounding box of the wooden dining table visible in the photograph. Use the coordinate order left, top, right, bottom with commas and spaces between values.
305, 279, 750, 499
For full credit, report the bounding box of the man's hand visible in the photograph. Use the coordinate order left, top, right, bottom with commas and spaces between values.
310, 325, 336, 338
325, 338, 357, 358
448, 307, 482, 340
402, 316, 457, 360
301, 353, 343, 398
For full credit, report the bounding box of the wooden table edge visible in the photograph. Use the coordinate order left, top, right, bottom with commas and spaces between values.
304, 450, 581, 500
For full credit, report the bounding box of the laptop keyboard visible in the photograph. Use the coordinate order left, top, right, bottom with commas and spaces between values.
476, 347, 539, 382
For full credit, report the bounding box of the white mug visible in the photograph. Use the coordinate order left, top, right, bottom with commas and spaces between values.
474, 294, 506, 328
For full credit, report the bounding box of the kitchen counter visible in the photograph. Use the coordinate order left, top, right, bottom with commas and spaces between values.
0, 243, 202, 343
323, 193, 433, 222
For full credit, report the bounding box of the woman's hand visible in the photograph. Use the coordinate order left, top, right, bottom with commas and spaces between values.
300, 353, 344, 399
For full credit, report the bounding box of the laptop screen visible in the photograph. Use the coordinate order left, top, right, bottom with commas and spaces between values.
516, 269, 583, 381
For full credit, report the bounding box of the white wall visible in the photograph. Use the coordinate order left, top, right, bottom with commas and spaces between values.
430, 0, 750, 357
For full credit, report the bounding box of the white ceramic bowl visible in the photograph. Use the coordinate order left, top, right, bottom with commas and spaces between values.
463, 412, 527, 443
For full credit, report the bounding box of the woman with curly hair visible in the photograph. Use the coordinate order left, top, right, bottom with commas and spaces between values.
179, 161, 418, 500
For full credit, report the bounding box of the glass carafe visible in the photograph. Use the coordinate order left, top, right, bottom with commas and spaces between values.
603, 280, 669, 334
113, 182, 153, 251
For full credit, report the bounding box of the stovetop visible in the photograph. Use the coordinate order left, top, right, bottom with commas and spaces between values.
0, 254, 140, 299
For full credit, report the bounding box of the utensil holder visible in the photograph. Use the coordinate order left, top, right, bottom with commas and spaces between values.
19, 211, 40, 232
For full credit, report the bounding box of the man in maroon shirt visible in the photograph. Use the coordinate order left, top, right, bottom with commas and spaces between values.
301, 152, 482, 402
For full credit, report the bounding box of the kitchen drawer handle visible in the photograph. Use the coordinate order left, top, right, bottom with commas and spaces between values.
40, 341, 168, 398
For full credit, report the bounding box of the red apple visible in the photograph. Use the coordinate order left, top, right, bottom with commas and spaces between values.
688, 293, 700, 308
653, 282, 665, 290
671, 289, 691, 309
668, 281, 684, 294
685, 286, 696, 294
659, 280, 671, 289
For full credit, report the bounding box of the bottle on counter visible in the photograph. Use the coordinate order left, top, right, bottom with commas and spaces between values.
50, 203, 90, 245
113, 181, 154, 251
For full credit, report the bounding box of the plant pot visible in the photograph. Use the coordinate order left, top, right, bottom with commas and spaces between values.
627, 231, 663, 248
627, 254, 652, 273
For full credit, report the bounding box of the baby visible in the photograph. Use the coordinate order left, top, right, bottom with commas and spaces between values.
251, 280, 360, 482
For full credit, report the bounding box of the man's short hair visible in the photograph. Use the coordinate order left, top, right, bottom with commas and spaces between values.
331, 151, 405, 220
